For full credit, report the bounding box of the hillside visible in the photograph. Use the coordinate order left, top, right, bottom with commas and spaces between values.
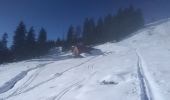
1, 19, 170, 100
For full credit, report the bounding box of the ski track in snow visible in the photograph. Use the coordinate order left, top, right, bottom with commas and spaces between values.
50, 72, 97, 100
0, 71, 27, 94
137, 55, 150, 100
6, 66, 46, 98
60, 56, 98, 74
136, 49, 163, 100
0, 62, 52, 94
0, 62, 53, 100
51, 80, 83, 100
1, 55, 100, 100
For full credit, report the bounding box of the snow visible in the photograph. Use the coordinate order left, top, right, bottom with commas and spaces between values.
119, 18, 170, 100
0, 18, 170, 100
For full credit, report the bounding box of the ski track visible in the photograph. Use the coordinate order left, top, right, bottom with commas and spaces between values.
61, 56, 98, 74
0, 71, 27, 94
1, 56, 100, 100
117, 45, 159, 100
0, 62, 52, 94
51, 80, 83, 100
23, 56, 99, 93
8, 66, 46, 97
137, 55, 150, 100
136, 49, 162, 100
50, 72, 97, 100
0, 62, 53, 100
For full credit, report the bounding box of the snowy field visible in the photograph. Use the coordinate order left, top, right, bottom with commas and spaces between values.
0, 18, 170, 100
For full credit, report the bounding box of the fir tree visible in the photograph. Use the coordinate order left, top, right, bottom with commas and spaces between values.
25, 27, 36, 57
37, 28, 48, 55
11, 21, 27, 60
82, 18, 96, 45
38, 28, 47, 45
96, 18, 104, 43
1, 32, 8, 49
67, 25, 75, 46
0, 33, 13, 63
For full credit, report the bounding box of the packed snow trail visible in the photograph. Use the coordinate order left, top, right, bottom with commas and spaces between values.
51, 80, 83, 100
3, 66, 47, 100
1, 55, 100, 100
0, 62, 52, 94
137, 55, 150, 100
50, 71, 97, 100
0, 71, 27, 94
136, 50, 163, 100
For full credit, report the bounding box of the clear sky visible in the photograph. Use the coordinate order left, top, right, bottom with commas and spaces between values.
0, 0, 170, 44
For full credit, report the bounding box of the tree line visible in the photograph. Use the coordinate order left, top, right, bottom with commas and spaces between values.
0, 6, 145, 64
64, 5, 144, 47
0, 21, 56, 64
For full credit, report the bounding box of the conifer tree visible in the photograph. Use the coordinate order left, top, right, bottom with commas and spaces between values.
12, 21, 27, 59
67, 25, 75, 46
0, 33, 13, 63
37, 28, 47, 55
1, 32, 8, 49
26, 27, 36, 57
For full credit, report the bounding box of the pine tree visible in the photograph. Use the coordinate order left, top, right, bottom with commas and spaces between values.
38, 28, 47, 45
1, 32, 8, 49
96, 18, 104, 43
67, 25, 75, 46
88, 18, 96, 44
82, 18, 96, 45
0, 38, 4, 63
103, 14, 113, 41
135, 8, 145, 28
75, 26, 82, 43
75, 26, 82, 39
26, 27, 36, 57
0, 33, 13, 63
26, 27, 36, 46
37, 28, 47, 55
12, 21, 27, 60
82, 18, 90, 44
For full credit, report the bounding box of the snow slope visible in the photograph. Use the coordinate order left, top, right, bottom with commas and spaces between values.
0, 18, 170, 100
119, 18, 170, 100
0, 44, 140, 100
